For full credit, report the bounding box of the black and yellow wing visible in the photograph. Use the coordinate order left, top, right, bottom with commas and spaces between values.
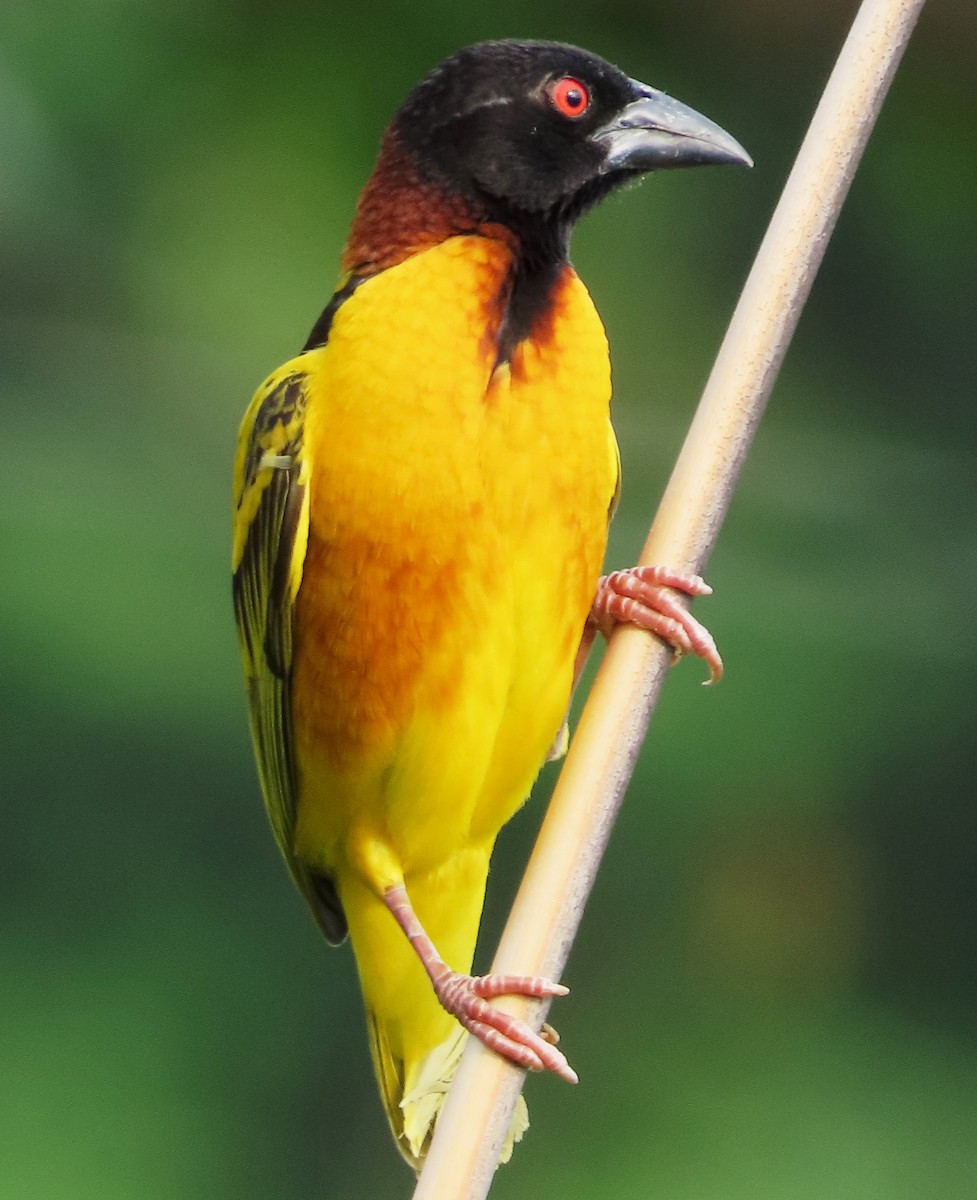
232, 362, 347, 942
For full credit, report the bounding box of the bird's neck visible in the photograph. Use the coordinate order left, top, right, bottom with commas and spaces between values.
341, 130, 518, 277
339, 130, 574, 367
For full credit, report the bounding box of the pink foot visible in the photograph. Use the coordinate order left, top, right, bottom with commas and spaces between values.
436, 971, 577, 1082
591, 565, 723, 684
384, 884, 578, 1083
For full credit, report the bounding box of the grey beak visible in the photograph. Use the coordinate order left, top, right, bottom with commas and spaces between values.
594, 82, 753, 172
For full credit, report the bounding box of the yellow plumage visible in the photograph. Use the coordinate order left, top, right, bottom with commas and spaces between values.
233, 235, 617, 1161
233, 34, 745, 1171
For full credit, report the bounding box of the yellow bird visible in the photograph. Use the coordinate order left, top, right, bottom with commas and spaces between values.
232, 39, 747, 1166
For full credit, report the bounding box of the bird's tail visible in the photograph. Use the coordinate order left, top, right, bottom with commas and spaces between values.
366, 1006, 529, 1168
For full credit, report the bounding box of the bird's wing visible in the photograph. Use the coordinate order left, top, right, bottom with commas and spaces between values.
232, 364, 347, 943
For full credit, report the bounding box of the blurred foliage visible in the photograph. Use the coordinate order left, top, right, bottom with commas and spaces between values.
2, 2, 975, 1198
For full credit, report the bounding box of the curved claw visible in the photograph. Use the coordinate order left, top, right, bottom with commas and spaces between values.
438, 971, 578, 1083
591, 565, 723, 684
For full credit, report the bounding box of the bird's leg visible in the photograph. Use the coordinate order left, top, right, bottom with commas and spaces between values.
383, 883, 578, 1083
586, 565, 723, 684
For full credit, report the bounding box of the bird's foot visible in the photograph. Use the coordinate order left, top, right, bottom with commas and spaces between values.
383, 882, 578, 1082
433, 970, 578, 1083
591, 565, 723, 684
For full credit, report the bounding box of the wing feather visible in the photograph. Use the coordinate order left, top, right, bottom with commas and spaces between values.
232, 365, 347, 943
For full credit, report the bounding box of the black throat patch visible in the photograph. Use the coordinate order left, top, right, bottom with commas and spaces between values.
495, 251, 565, 369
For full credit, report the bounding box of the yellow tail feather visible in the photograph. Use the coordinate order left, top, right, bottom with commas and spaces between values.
367, 1013, 528, 1168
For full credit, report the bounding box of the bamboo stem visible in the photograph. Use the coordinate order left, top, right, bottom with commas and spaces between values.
412, 1, 926, 1195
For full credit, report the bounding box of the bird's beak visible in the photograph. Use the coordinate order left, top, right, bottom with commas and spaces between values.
594, 82, 753, 172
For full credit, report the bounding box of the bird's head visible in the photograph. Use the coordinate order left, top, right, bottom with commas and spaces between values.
397, 41, 750, 225
343, 40, 751, 274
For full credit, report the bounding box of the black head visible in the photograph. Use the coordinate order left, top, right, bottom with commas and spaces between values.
392, 40, 751, 234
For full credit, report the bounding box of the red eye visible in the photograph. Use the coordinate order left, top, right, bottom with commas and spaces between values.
549, 77, 590, 118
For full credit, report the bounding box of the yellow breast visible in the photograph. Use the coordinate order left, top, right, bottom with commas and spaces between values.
290, 235, 618, 875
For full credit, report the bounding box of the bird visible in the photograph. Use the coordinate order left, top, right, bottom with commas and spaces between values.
232, 38, 749, 1168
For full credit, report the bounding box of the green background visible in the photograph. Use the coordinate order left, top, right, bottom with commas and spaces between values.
3, 1, 975, 1197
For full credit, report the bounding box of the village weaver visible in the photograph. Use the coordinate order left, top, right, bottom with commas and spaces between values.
232, 39, 749, 1166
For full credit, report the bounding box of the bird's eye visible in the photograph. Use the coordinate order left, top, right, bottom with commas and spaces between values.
548, 77, 591, 119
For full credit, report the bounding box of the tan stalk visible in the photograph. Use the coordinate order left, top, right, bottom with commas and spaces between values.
412, 1, 927, 1196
